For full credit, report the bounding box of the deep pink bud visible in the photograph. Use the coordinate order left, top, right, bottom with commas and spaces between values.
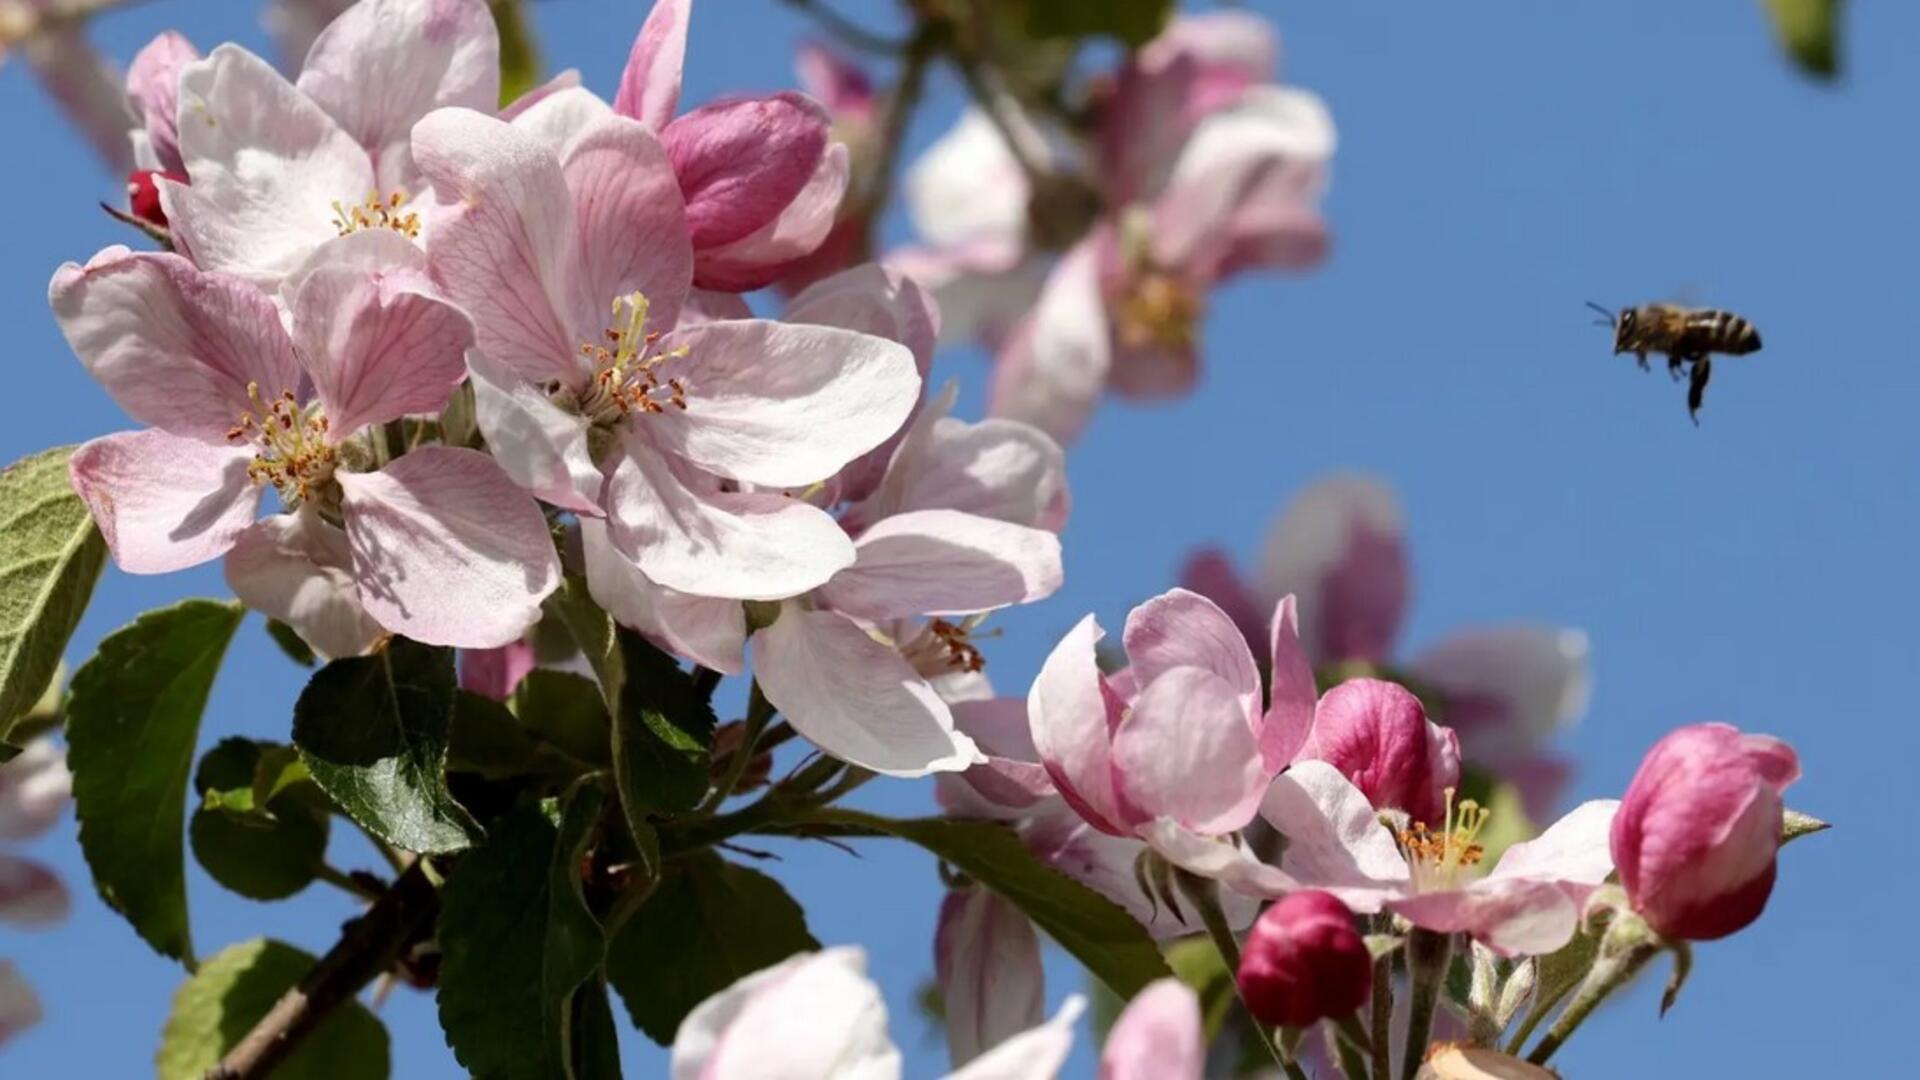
1295, 678, 1461, 825
126, 170, 184, 228
1611, 722, 1800, 941
1236, 890, 1372, 1029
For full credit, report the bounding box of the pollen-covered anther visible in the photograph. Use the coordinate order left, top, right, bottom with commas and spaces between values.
1395, 787, 1491, 893
226, 382, 337, 503
929, 619, 985, 674
576, 291, 691, 424
331, 189, 421, 239
1115, 270, 1202, 352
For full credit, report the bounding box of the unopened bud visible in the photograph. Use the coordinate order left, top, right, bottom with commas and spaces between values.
126, 169, 184, 228
1235, 890, 1372, 1029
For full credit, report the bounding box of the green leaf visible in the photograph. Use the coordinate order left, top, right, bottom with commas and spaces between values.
607, 851, 818, 1045
0, 446, 107, 735
1782, 807, 1830, 845
516, 670, 613, 768
156, 938, 388, 1080
1763, 0, 1843, 79
491, 0, 543, 106
546, 575, 622, 709
807, 810, 1171, 999
449, 689, 545, 778
67, 599, 244, 966
1163, 935, 1236, 1041
612, 631, 715, 822
264, 619, 317, 668
438, 783, 616, 1079
294, 637, 481, 854
189, 738, 329, 901
1024, 0, 1173, 47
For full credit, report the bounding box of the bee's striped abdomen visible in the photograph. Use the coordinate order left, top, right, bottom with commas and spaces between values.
1682, 309, 1763, 356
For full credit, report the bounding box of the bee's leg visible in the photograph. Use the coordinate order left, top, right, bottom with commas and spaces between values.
1636, 351, 1649, 371
1668, 354, 1687, 383
1686, 357, 1712, 425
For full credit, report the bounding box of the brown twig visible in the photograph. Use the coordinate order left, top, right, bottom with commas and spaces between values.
206, 861, 440, 1080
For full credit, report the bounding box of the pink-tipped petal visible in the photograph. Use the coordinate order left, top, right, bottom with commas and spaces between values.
126, 31, 200, 174
1257, 472, 1406, 664
1111, 667, 1265, 834
613, 0, 689, 130
794, 41, 875, 121
1138, 819, 1302, 900
0, 741, 70, 842
664, 92, 829, 249
225, 510, 384, 661
691, 142, 849, 292
581, 518, 746, 675
1388, 879, 1579, 959
989, 237, 1110, 445
466, 351, 603, 515
459, 639, 536, 701
499, 68, 584, 120
1027, 616, 1129, 835
167, 45, 373, 286
1023, 810, 1259, 936
413, 107, 582, 384
290, 231, 473, 435
506, 85, 612, 152
936, 887, 1045, 1069
753, 605, 978, 778
1262, 594, 1318, 769
604, 437, 854, 601
852, 387, 1069, 533
1176, 549, 1264, 653
947, 997, 1085, 1080
819, 510, 1061, 622
338, 446, 560, 649
648, 318, 919, 488
1488, 799, 1620, 887
946, 698, 1055, 814
562, 115, 694, 334
68, 429, 259, 574
1122, 588, 1261, 715
670, 948, 900, 1080
1101, 979, 1204, 1080
1258, 760, 1411, 912
1296, 678, 1460, 826
50, 247, 302, 440
297, 0, 499, 190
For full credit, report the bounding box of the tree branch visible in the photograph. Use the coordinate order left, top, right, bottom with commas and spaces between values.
777, 0, 908, 55
205, 861, 440, 1080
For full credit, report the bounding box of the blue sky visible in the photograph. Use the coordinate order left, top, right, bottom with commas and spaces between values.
2, 0, 1913, 1075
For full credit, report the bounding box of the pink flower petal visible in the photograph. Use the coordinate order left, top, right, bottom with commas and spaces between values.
505, 85, 612, 152
989, 237, 1111, 445
581, 518, 745, 675
338, 446, 560, 648
289, 231, 473, 436
1262, 595, 1318, 770
906, 109, 1030, 251
648, 318, 919, 488
297, 0, 499, 190
499, 68, 584, 121
167, 45, 373, 286
0, 856, 69, 927
0, 741, 70, 842
691, 142, 850, 292
224, 510, 384, 661
890, 240, 1047, 349
944, 698, 1055, 815
1101, 979, 1203, 1080
1112, 666, 1266, 834
1023, 809, 1260, 937
1256, 472, 1406, 664
0, 961, 43, 1047
459, 639, 535, 701
1258, 760, 1411, 911
69, 429, 260, 574
664, 92, 829, 249
795, 41, 875, 122
127, 31, 200, 175
1175, 548, 1263, 651
849, 384, 1069, 534
466, 351, 603, 515
413, 107, 582, 384
671, 948, 901, 1080
752, 605, 978, 777
1296, 678, 1460, 826
1122, 588, 1261, 716
1137, 819, 1301, 900
936, 887, 1044, 1068
1027, 616, 1129, 835
819, 510, 1061, 622
1388, 879, 1580, 959
1409, 626, 1592, 757
946, 997, 1084, 1080
604, 437, 854, 600
562, 115, 694, 335
613, 0, 689, 131
50, 248, 302, 440
1488, 799, 1619, 886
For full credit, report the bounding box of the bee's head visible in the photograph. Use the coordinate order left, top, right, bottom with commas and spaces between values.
1613, 309, 1636, 354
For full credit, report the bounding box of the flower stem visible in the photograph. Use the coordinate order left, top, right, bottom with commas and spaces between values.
1172, 871, 1290, 1075
1331, 1015, 1375, 1080
1370, 945, 1394, 1080
695, 683, 774, 815
1526, 920, 1661, 1065
314, 862, 383, 902
1400, 929, 1452, 1080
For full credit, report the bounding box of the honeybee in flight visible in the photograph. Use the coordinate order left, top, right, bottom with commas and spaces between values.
1586, 301, 1763, 423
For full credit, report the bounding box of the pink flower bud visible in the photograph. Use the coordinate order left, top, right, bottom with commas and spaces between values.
1610, 722, 1801, 941
125, 170, 185, 229
1295, 678, 1461, 826
1236, 890, 1372, 1029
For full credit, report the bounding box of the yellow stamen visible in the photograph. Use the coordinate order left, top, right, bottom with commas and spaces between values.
227, 381, 337, 504
1396, 787, 1492, 893
331, 188, 421, 239
575, 291, 691, 424
1115, 271, 1202, 352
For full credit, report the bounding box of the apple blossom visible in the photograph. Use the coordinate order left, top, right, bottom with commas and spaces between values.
1100, 978, 1204, 1080
1184, 472, 1590, 818
1235, 890, 1373, 1030
1294, 677, 1461, 826
1611, 723, 1801, 941
935, 886, 1044, 1069
55, 236, 559, 651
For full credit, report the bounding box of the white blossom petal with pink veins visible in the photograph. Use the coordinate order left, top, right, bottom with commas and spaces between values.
935, 887, 1044, 1069
1257, 761, 1620, 956
580, 518, 745, 675
669, 947, 900, 1080
752, 603, 980, 778
612, 0, 688, 131
845, 382, 1067, 534
225, 509, 384, 660
936, 698, 1056, 819
0, 741, 71, 843
127, 31, 200, 174
816, 510, 1062, 622
68, 430, 259, 574
944, 998, 1084, 1080
1100, 979, 1205, 1080
338, 447, 560, 649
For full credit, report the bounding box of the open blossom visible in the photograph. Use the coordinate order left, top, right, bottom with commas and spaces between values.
1169, 760, 1619, 957
1611, 723, 1800, 941
1184, 472, 1590, 818
416, 107, 918, 607
151, 0, 500, 287
902, 12, 1334, 441
669, 946, 1085, 1080
56, 235, 559, 651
